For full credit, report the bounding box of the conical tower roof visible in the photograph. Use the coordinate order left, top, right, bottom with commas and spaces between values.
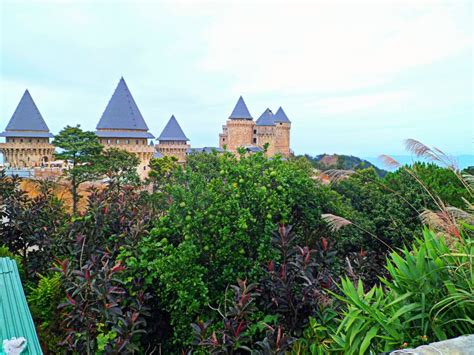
229, 96, 253, 120
256, 108, 275, 126
96, 78, 153, 138
274, 107, 291, 123
157, 115, 189, 141
1, 90, 53, 138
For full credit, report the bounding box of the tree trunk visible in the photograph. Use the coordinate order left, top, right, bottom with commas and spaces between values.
72, 174, 78, 215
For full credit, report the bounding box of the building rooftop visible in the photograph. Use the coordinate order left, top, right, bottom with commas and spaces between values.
187, 147, 224, 154
96, 77, 151, 132
256, 108, 275, 126
95, 130, 154, 139
153, 151, 164, 158
229, 96, 253, 120
157, 115, 189, 141
0, 90, 53, 138
274, 107, 291, 123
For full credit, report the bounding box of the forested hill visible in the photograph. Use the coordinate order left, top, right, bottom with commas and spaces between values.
304, 153, 388, 177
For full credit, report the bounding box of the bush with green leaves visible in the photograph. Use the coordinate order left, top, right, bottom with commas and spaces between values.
121, 151, 353, 349
331, 229, 474, 354
27, 273, 64, 352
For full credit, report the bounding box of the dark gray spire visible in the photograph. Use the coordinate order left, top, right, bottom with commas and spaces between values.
274, 107, 291, 123
229, 96, 253, 120
157, 115, 189, 141
97, 77, 150, 131
256, 108, 275, 126
0, 90, 53, 138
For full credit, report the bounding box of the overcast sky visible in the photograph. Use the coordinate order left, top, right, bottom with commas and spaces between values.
1, 0, 472, 157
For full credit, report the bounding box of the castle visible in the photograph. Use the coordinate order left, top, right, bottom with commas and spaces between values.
219, 96, 291, 157
0, 78, 292, 178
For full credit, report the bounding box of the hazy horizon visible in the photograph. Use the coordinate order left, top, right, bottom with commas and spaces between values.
1, 0, 473, 157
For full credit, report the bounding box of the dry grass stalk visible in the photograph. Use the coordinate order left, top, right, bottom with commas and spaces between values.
325, 169, 355, 183
378, 154, 401, 169
322, 213, 352, 232
404, 138, 458, 171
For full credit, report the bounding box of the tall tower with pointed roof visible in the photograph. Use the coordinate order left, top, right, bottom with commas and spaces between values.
96, 78, 155, 178
155, 115, 190, 164
273, 107, 291, 157
0, 90, 54, 168
255, 108, 277, 156
219, 96, 255, 151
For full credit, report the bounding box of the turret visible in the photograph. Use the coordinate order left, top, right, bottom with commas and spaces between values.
155, 115, 190, 164
0, 90, 54, 168
96, 77, 155, 178
273, 107, 291, 157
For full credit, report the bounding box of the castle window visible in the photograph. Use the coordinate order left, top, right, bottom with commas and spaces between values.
253, 130, 257, 134
253, 138, 257, 143
29, 139, 32, 143
20, 139, 23, 143
125, 139, 130, 144
116, 139, 120, 144
223, 138, 225, 142
107, 139, 111, 144
135, 140, 139, 144
37, 139, 40, 143
143, 166, 146, 170
280, 123, 282, 125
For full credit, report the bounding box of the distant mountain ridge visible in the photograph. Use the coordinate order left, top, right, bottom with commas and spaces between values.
304, 154, 388, 177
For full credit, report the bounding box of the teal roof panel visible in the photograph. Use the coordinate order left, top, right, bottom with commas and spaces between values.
0, 258, 42, 354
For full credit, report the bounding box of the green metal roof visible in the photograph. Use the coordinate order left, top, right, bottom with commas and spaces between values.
0, 258, 42, 354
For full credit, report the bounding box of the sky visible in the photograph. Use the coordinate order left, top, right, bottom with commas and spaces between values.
0, 0, 473, 158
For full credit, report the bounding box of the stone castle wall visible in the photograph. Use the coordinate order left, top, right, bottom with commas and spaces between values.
99, 138, 154, 179
0, 140, 54, 168
256, 126, 276, 156
221, 120, 255, 151
156, 141, 190, 164
274, 123, 291, 156
220, 120, 291, 157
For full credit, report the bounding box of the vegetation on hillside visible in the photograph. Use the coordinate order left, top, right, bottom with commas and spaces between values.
0, 135, 473, 354
304, 153, 388, 177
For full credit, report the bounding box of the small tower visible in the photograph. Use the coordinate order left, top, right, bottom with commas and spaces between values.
155, 115, 190, 164
0, 90, 54, 168
255, 108, 276, 156
219, 96, 255, 151
96, 77, 155, 178
273, 107, 291, 157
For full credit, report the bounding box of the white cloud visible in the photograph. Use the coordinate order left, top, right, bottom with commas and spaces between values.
313, 90, 410, 115
196, 1, 472, 95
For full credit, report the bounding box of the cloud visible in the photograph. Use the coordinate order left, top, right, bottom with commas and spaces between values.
197, 1, 472, 95
313, 90, 410, 115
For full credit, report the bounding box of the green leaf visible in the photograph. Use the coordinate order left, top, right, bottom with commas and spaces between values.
359, 325, 379, 355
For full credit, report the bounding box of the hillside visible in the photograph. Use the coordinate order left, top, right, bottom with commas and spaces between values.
304, 153, 388, 177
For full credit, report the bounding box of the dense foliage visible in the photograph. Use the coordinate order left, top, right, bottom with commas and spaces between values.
0, 139, 472, 354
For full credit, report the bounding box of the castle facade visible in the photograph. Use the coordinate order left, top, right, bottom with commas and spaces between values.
219, 96, 291, 157
0, 79, 292, 177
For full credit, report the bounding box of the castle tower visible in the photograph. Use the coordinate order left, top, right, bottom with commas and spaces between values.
155, 115, 190, 164
255, 108, 276, 156
96, 77, 155, 178
0, 90, 54, 168
273, 107, 291, 157
219, 96, 255, 151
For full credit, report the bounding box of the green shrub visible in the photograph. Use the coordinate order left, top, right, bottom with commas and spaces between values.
332, 229, 474, 354
28, 273, 63, 353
